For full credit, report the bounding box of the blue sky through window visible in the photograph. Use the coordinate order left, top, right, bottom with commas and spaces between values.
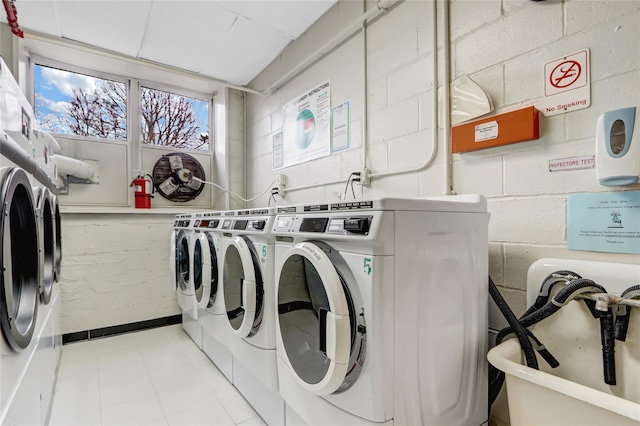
34, 64, 210, 150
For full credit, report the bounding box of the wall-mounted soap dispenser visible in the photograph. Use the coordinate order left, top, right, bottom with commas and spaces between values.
596, 107, 639, 186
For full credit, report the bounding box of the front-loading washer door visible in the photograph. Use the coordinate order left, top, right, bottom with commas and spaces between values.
204, 234, 220, 310
169, 230, 177, 291
223, 236, 264, 338
36, 187, 54, 305
175, 229, 192, 316
276, 242, 352, 395
52, 197, 62, 282
193, 233, 212, 311
0, 168, 40, 351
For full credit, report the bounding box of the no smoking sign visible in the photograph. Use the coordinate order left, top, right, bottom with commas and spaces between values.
543, 49, 590, 117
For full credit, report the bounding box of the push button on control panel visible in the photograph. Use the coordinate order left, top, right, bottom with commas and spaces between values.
344, 218, 369, 234
250, 220, 266, 230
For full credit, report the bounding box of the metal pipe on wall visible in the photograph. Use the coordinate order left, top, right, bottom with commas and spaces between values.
56, 155, 96, 180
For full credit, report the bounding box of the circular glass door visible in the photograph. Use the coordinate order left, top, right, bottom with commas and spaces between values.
0, 168, 40, 351
194, 233, 217, 309
53, 197, 61, 282
38, 189, 54, 305
223, 236, 263, 337
176, 231, 189, 291
206, 235, 219, 308
277, 241, 365, 395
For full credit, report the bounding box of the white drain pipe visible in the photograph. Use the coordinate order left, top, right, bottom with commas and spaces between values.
56, 155, 96, 180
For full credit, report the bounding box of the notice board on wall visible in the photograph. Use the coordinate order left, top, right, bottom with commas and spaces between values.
567, 191, 640, 255
280, 80, 331, 168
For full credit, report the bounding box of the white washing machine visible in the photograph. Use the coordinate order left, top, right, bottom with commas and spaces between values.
195, 211, 237, 382
1, 56, 62, 425
272, 197, 489, 425
219, 207, 284, 425
170, 214, 202, 346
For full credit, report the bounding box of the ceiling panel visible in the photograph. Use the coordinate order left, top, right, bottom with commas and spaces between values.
4, 0, 337, 86
201, 17, 292, 85
1, 0, 60, 37
242, 0, 335, 38
138, 1, 237, 75
55, 1, 153, 57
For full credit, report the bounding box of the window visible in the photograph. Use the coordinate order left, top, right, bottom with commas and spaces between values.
140, 86, 209, 151
34, 64, 127, 141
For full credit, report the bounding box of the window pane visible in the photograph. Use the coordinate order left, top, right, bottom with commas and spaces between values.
34, 64, 127, 141
140, 87, 209, 151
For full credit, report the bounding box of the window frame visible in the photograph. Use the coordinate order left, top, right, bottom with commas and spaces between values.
137, 79, 214, 154
30, 56, 132, 146
29, 56, 215, 154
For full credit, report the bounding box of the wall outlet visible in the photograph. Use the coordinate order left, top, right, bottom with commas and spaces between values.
360, 168, 371, 186
277, 174, 287, 196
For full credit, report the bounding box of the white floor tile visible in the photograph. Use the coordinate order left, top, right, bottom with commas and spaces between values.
51, 324, 265, 426
101, 393, 164, 426
237, 417, 267, 426
100, 374, 157, 409
214, 388, 258, 424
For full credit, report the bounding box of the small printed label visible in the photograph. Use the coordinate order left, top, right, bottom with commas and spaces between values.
549, 155, 595, 172
475, 121, 498, 142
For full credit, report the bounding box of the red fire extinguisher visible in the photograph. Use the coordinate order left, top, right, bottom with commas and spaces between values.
130, 173, 154, 209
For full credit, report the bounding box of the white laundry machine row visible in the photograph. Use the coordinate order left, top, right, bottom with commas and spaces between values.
272, 197, 489, 426
217, 207, 284, 425
1, 57, 62, 426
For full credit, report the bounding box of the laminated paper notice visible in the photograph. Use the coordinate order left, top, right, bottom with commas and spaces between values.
475, 121, 498, 142
568, 191, 640, 255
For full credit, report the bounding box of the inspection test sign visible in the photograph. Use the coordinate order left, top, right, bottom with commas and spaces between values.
543, 49, 590, 117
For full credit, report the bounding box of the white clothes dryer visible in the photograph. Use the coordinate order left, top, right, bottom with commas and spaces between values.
219, 207, 284, 425
272, 197, 489, 426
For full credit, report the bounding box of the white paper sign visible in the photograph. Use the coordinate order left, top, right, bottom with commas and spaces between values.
282, 80, 331, 168
272, 131, 283, 170
331, 101, 350, 153
543, 49, 590, 117
475, 121, 498, 142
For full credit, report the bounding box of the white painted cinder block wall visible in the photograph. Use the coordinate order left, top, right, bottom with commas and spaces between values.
244, 0, 640, 422
245, 0, 640, 312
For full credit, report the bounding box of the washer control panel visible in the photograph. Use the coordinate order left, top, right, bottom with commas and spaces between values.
274, 216, 372, 235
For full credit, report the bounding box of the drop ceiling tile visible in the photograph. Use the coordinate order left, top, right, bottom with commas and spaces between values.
138, 1, 237, 74
242, 0, 335, 38
200, 17, 291, 85
3, 0, 61, 37
55, 0, 152, 57
213, 1, 249, 16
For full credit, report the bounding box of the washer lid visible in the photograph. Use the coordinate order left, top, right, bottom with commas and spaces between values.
0, 168, 40, 351
277, 242, 351, 395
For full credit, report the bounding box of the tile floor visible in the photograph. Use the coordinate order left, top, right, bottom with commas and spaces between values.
49, 324, 265, 426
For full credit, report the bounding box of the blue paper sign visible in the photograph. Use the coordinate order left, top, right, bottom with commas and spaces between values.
568, 191, 640, 254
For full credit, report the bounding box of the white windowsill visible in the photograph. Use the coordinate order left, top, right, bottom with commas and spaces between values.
60, 206, 216, 215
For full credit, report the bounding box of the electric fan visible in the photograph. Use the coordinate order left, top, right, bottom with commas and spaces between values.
152, 152, 205, 202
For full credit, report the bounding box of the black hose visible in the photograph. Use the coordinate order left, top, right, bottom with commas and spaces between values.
614, 284, 640, 342
599, 309, 616, 385
522, 270, 582, 317
496, 279, 606, 343
488, 276, 538, 409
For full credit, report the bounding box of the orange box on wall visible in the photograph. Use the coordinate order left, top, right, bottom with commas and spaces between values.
451, 106, 539, 153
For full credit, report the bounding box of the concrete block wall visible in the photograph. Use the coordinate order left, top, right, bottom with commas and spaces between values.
59, 214, 180, 333
244, 1, 640, 422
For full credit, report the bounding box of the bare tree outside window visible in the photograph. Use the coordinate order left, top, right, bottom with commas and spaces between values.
34, 64, 210, 151
140, 87, 209, 151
